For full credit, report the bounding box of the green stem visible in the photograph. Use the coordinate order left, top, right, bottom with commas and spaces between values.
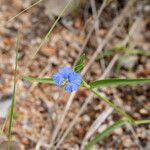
8, 37, 19, 150
84, 118, 150, 150
84, 119, 127, 150
91, 89, 134, 122
29, 0, 73, 60
83, 81, 134, 123
135, 120, 150, 125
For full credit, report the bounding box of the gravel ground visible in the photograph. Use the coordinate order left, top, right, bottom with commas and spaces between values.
0, 0, 150, 150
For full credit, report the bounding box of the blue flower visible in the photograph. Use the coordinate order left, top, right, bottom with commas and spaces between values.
52, 66, 81, 92
58, 66, 73, 78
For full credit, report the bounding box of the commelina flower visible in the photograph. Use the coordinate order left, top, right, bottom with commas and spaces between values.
52, 66, 81, 92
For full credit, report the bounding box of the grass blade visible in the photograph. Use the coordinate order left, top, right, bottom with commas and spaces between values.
6, 0, 42, 23
22, 76, 54, 84
84, 118, 150, 150
0, 0, 43, 27
84, 119, 127, 150
89, 78, 150, 88
8, 37, 19, 142
26, 0, 73, 68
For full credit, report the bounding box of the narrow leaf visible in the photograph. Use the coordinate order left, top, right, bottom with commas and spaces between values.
90, 78, 150, 88
84, 119, 127, 150
8, 37, 19, 141
25, 0, 73, 70
74, 54, 85, 73
22, 76, 55, 84
96, 46, 150, 60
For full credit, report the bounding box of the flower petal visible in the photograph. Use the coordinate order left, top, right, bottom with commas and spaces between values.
64, 83, 79, 92
68, 72, 81, 85
52, 72, 64, 85
58, 66, 73, 78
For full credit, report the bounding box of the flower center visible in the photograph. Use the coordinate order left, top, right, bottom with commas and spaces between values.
61, 78, 68, 86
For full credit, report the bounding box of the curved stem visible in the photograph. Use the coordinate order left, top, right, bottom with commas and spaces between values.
91, 88, 134, 122
83, 81, 135, 123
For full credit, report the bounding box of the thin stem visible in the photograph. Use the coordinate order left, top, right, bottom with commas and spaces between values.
91, 89, 134, 122
25, 0, 73, 70
135, 120, 150, 125
8, 37, 19, 148
83, 118, 150, 150
0, 0, 43, 27
83, 81, 134, 123
84, 119, 127, 150
84, 117, 150, 150
0, 113, 9, 135
8, 0, 43, 23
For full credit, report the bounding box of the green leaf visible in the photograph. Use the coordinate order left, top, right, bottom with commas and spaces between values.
84, 119, 127, 150
22, 76, 55, 84
89, 78, 150, 88
8, 37, 19, 144
126, 49, 150, 56
96, 45, 150, 61
96, 45, 124, 60
74, 54, 85, 73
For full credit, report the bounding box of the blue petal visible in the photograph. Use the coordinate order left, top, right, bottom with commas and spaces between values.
58, 66, 73, 78
52, 72, 64, 85
64, 83, 79, 92
68, 72, 81, 85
